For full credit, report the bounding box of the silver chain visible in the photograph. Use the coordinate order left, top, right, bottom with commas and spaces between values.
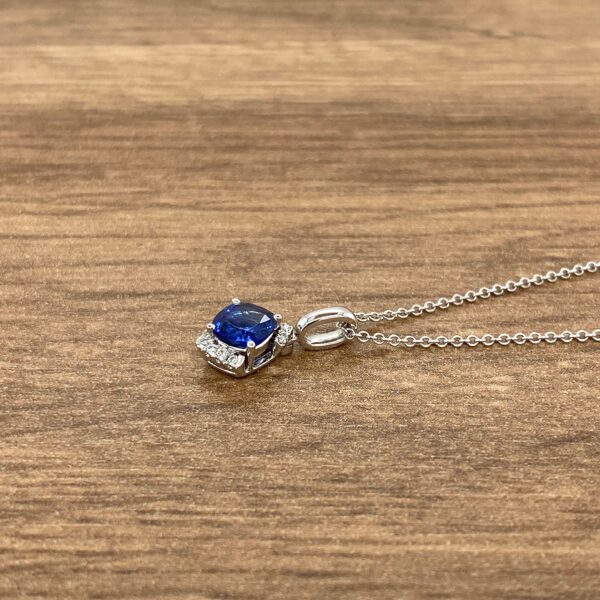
342, 260, 600, 349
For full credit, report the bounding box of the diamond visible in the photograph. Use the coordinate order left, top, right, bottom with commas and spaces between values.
227, 354, 244, 368
212, 302, 277, 349
215, 346, 229, 362
275, 322, 294, 346
196, 331, 213, 350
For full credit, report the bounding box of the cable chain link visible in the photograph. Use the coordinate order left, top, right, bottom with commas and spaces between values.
342, 327, 600, 348
344, 260, 600, 349
355, 260, 600, 322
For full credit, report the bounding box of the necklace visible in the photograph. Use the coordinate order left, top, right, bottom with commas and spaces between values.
196, 260, 600, 377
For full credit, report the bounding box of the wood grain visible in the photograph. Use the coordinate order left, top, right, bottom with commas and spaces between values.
1, 1, 600, 598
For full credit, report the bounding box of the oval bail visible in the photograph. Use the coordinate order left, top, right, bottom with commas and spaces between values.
295, 306, 357, 351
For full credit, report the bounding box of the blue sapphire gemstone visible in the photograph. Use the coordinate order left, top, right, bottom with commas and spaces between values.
212, 302, 278, 349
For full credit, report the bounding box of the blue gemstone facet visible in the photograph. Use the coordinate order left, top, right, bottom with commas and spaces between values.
212, 302, 277, 349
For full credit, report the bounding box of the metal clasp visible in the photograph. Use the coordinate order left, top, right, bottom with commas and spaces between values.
295, 306, 357, 351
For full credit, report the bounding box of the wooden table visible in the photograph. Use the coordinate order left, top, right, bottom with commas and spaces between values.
2, 2, 599, 598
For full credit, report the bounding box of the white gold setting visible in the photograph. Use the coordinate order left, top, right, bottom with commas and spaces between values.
196, 307, 296, 378
196, 331, 245, 371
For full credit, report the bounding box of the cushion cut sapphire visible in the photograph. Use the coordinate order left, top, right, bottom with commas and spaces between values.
212, 302, 278, 349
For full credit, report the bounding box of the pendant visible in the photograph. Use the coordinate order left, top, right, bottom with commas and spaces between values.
196, 300, 356, 377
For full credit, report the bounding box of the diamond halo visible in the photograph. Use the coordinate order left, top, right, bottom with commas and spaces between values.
197, 299, 294, 377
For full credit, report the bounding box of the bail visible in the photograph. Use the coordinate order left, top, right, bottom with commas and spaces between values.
295, 306, 357, 351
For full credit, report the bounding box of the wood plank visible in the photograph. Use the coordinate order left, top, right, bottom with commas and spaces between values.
1, 1, 599, 598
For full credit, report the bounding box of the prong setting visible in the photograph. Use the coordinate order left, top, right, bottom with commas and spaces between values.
245, 341, 257, 374
197, 303, 295, 377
